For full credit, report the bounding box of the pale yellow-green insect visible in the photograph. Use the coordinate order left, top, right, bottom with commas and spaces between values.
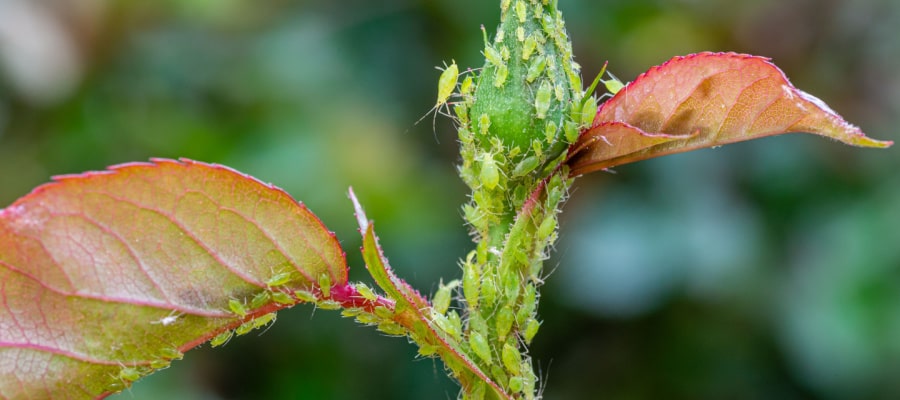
415, 61, 461, 136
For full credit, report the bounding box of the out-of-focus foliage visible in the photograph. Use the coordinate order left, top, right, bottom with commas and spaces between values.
0, 0, 896, 399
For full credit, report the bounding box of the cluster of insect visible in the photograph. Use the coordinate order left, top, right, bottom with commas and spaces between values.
111, 347, 183, 390
209, 271, 338, 348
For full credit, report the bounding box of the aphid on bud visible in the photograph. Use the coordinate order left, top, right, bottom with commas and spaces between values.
522, 35, 538, 61
534, 80, 553, 119
478, 114, 492, 136
479, 153, 501, 190
526, 56, 547, 83
484, 46, 504, 69
210, 330, 233, 348
515, 0, 527, 23
516, 26, 525, 42
494, 64, 509, 88
512, 155, 540, 178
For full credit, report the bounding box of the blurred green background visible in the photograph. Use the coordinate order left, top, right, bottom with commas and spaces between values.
1, 0, 898, 399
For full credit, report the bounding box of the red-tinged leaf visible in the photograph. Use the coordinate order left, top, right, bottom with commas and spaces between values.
0, 158, 347, 399
348, 188, 510, 400
568, 52, 893, 176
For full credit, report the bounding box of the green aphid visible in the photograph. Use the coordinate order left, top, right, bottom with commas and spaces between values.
484, 45, 504, 68
463, 259, 481, 310
341, 308, 362, 318
481, 276, 498, 307
436, 61, 459, 108
431, 311, 459, 340
564, 120, 580, 143
355, 312, 379, 325
373, 305, 394, 319
522, 35, 538, 61
502, 343, 523, 375
469, 331, 493, 364
509, 376, 524, 393
271, 291, 295, 305
526, 56, 547, 83
515, 0, 527, 23
294, 289, 317, 303
447, 311, 463, 339
603, 71, 625, 95
159, 347, 183, 361
496, 306, 515, 341
118, 366, 141, 383
317, 300, 342, 310
512, 155, 540, 178
494, 64, 509, 88
418, 344, 441, 357
534, 80, 553, 119
478, 114, 492, 136
580, 94, 598, 127
228, 299, 247, 317
432, 279, 460, 315
210, 330, 233, 348
523, 318, 541, 345
516, 285, 537, 324
266, 272, 293, 287
377, 321, 407, 336
356, 283, 378, 302
252, 312, 277, 329
235, 321, 255, 336
480, 153, 501, 190
250, 291, 270, 309
318, 273, 332, 298
150, 359, 170, 370
468, 313, 489, 337
502, 269, 521, 301
490, 365, 509, 391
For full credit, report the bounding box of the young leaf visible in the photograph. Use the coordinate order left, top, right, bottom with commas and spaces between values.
568, 52, 892, 175
0, 158, 347, 398
348, 188, 511, 400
